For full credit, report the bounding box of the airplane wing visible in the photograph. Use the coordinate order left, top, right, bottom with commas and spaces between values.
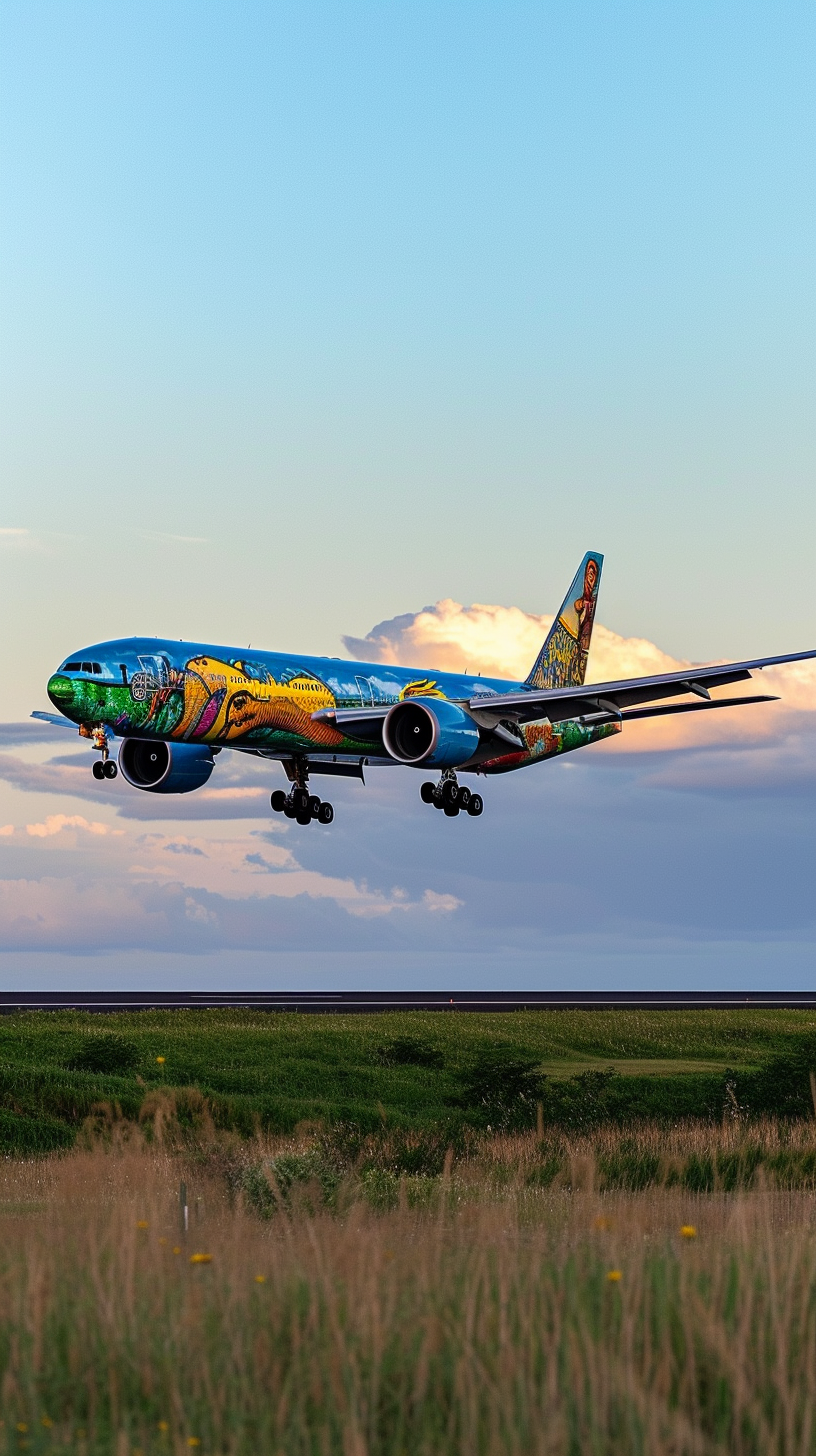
465, 648, 815, 726
31, 711, 82, 731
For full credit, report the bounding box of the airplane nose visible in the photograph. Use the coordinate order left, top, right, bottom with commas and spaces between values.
47, 672, 76, 710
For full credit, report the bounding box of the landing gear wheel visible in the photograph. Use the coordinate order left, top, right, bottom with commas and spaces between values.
296, 811, 312, 826
443, 803, 459, 817
283, 799, 297, 819
292, 786, 309, 812
103, 760, 117, 779
92, 760, 105, 780
467, 793, 484, 817
317, 802, 334, 825
271, 790, 287, 813
420, 782, 435, 804
441, 780, 459, 807
307, 795, 322, 819
457, 784, 471, 809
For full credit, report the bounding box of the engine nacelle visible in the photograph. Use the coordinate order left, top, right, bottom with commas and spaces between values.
382, 699, 480, 768
118, 739, 215, 794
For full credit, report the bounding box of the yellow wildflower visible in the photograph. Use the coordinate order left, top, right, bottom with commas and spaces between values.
136, 1220, 149, 1229
40, 1416, 53, 1428
172, 1246, 181, 1255
255, 1274, 266, 1283
16, 1424, 28, 1433
681, 1225, 697, 1239
157, 1421, 169, 1432
606, 1269, 622, 1282
156, 1056, 165, 1065
190, 1252, 212, 1264
187, 1440, 201, 1448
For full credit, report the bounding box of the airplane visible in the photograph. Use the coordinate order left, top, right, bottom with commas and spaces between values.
33, 552, 816, 826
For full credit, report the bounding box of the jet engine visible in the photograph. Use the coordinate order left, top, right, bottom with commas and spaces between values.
382, 699, 480, 768
118, 739, 216, 794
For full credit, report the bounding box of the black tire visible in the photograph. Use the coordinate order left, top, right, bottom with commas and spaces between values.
441, 780, 458, 807
420, 782, 435, 804
283, 800, 297, 819
270, 790, 287, 813
307, 795, 322, 818
317, 802, 334, 825
296, 812, 311, 827
467, 794, 484, 817
457, 784, 471, 808
92, 761, 105, 780
443, 803, 459, 817
292, 787, 309, 811
103, 760, 117, 779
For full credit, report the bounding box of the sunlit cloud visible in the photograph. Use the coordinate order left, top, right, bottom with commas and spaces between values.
26, 814, 119, 838
0, 825, 13, 837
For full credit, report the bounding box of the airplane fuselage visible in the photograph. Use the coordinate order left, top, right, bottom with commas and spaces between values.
46, 634, 619, 775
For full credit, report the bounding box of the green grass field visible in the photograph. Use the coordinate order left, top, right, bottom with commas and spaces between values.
2, 1007, 816, 1152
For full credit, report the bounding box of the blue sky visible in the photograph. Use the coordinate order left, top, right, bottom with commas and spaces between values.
1, 0, 814, 985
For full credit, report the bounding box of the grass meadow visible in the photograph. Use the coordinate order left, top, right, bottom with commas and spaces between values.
2, 1006, 816, 1149
3, 1010, 816, 1451
3, 1121, 816, 1453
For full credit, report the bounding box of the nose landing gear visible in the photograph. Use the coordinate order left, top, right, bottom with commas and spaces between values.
86, 726, 117, 781
420, 773, 483, 817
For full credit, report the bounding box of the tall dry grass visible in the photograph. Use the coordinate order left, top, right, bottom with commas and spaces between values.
1, 1128, 816, 1453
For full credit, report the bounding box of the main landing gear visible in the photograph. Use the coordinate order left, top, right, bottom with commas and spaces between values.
420, 773, 483, 818
271, 787, 334, 827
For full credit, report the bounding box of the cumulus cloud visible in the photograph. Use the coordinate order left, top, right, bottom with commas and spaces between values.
344, 601, 683, 683
26, 814, 119, 839
0, 825, 13, 837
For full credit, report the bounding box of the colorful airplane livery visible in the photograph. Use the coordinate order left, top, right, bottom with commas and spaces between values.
35, 553, 815, 826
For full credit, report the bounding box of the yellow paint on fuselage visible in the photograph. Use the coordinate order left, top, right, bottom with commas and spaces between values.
178, 656, 335, 742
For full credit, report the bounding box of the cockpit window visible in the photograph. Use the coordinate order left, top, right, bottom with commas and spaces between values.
63, 662, 81, 671
92, 662, 102, 674
81, 662, 94, 673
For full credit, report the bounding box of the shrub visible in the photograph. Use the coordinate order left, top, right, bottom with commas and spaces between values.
455, 1045, 544, 1129
67, 1035, 140, 1076
374, 1036, 445, 1069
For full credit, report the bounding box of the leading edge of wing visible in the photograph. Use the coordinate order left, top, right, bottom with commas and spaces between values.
468, 648, 816, 722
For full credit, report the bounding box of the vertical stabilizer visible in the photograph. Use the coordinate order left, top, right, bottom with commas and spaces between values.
525, 552, 603, 689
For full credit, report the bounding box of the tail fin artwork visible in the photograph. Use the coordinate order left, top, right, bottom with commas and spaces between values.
525, 552, 603, 689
